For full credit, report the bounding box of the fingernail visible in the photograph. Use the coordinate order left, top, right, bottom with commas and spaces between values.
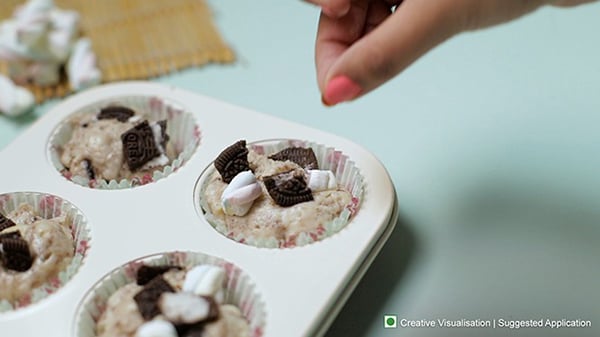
321, 5, 349, 18
322, 76, 362, 106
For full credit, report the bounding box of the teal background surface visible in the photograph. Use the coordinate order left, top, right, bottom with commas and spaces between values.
1, 1, 599, 336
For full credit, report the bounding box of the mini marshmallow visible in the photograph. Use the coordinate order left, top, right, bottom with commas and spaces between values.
0, 74, 34, 117
9, 0, 56, 60
0, 21, 31, 59
67, 38, 101, 91
14, 14, 49, 48
47, 29, 72, 62
307, 169, 337, 192
221, 170, 262, 216
183, 265, 226, 300
48, 8, 79, 34
158, 292, 215, 324
135, 320, 177, 337
0, 0, 83, 87
14, 0, 54, 19
0, 21, 55, 65
47, 9, 79, 61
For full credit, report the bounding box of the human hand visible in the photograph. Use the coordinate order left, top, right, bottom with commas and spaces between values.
304, 0, 597, 106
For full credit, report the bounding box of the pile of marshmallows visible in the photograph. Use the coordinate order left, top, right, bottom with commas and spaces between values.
0, 0, 101, 116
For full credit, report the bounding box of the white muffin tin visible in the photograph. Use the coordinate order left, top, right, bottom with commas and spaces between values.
0, 82, 398, 337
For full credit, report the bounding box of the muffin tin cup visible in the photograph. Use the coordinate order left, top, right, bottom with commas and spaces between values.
196, 139, 364, 248
0, 192, 90, 313
73, 251, 265, 337
48, 95, 201, 189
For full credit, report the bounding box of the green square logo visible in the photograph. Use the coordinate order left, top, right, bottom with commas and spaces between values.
384, 314, 397, 328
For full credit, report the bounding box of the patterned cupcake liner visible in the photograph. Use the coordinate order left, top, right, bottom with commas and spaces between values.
73, 251, 265, 337
0, 192, 91, 313
197, 139, 363, 248
48, 95, 201, 189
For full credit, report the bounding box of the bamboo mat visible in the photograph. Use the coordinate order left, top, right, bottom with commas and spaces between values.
0, 0, 235, 102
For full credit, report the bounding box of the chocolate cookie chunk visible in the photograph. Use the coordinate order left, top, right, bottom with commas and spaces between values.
0, 213, 16, 232
214, 140, 250, 183
97, 106, 135, 122
177, 324, 207, 337
264, 171, 314, 207
134, 276, 175, 320
136, 265, 181, 286
82, 159, 95, 180
269, 147, 319, 169
1, 237, 33, 272
0, 230, 22, 242
121, 120, 167, 171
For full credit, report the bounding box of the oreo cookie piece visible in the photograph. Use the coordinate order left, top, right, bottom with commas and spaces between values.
0, 213, 16, 232
269, 147, 319, 169
121, 120, 167, 171
134, 276, 175, 320
136, 265, 181, 286
0, 230, 22, 242
264, 170, 314, 207
177, 324, 207, 337
214, 140, 250, 183
97, 106, 135, 122
1, 237, 33, 272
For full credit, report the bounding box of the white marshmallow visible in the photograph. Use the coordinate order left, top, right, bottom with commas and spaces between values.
67, 38, 101, 91
183, 265, 226, 301
11, 0, 54, 57
49, 8, 79, 33
0, 0, 83, 87
14, 0, 54, 20
221, 170, 262, 216
47, 9, 79, 61
0, 21, 31, 59
14, 14, 49, 48
47, 29, 72, 62
307, 169, 337, 192
135, 320, 177, 337
158, 293, 214, 324
0, 74, 34, 116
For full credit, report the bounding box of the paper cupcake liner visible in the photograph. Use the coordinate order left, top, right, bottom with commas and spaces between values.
48, 95, 201, 189
197, 139, 364, 248
0, 192, 90, 313
73, 251, 265, 337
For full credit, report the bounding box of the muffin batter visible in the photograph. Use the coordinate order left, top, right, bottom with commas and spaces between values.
203, 147, 352, 246
0, 204, 74, 304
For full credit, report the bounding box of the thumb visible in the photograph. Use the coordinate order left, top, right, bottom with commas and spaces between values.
321, 0, 548, 105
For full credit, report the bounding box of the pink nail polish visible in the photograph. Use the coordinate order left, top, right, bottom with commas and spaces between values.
323, 76, 362, 106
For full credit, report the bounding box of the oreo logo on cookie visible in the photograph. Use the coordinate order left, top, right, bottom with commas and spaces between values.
121, 121, 167, 171
214, 140, 250, 183
98, 106, 135, 122
269, 147, 319, 169
264, 170, 314, 207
